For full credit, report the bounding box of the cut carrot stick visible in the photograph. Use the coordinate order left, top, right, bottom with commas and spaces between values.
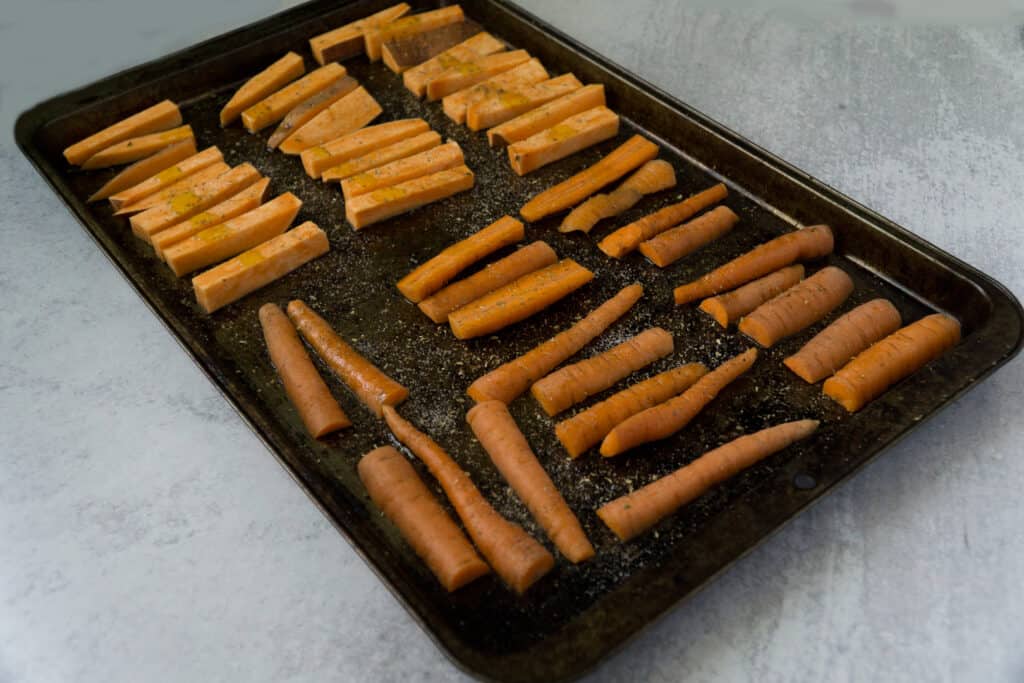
487, 84, 605, 148
598, 183, 728, 259
738, 266, 854, 348
600, 347, 758, 457
673, 225, 835, 305
220, 53, 304, 127
341, 141, 463, 201
467, 283, 643, 403
419, 241, 557, 323
638, 205, 739, 268
64, 100, 181, 166
309, 3, 411, 64
560, 160, 677, 234
115, 162, 231, 216
520, 135, 658, 222
286, 299, 408, 416
699, 265, 805, 328
300, 118, 429, 179
531, 327, 675, 416
404, 32, 506, 97
468, 73, 582, 132
358, 445, 489, 592
321, 131, 441, 183
449, 259, 594, 340
382, 407, 554, 593
598, 420, 819, 541
152, 178, 270, 258
130, 163, 262, 242
193, 223, 328, 314
823, 313, 960, 412
555, 362, 708, 458
346, 165, 475, 230
81, 125, 193, 170
425, 50, 531, 101
278, 86, 383, 155
109, 146, 224, 212
467, 401, 594, 562
381, 20, 483, 74
784, 299, 902, 383
164, 193, 302, 277
398, 215, 524, 303
442, 58, 549, 125
267, 76, 359, 150
87, 138, 196, 203
508, 106, 619, 176
258, 303, 351, 437
364, 5, 465, 62
241, 63, 347, 133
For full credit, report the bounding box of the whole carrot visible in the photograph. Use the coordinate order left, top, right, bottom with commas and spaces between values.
358, 446, 490, 591
600, 348, 758, 457
382, 407, 555, 593
638, 206, 739, 268
467, 283, 643, 404
597, 420, 819, 541
467, 401, 595, 563
699, 265, 805, 327
738, 266, 854, 348
784, 298, 902, 383
673, 225, 834, 305
287, 300, 408, 417
530, 327, 675, 416
823, 313, 960, 412
555, 362, 708, 458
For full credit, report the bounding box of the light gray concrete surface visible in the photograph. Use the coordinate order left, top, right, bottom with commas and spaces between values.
2, 2, 1022, 682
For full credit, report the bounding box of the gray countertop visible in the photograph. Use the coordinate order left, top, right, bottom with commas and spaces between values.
2, 2, 1022, 681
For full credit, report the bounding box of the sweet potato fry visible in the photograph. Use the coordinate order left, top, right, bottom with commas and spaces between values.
638, 205, 739, 267
108, 146, 223, 211
561, 159, 677, 234
381, 19, 483, 74
441, 59, 548, 124
300, 119, 429, 179
309, 3, 410, 64
64, 100, 182, 165
425, 50, 531, 101
468, 73, 582, 132
81, 125, 193, 170
152, 178, 270, 258
341, 141, 463, 201
321, 131, 441, 182
278, 86, 382, 155
241, 63, 347, 133
403, 32, 506, 97
220, 53, 304, 127
114, 162, 231, 215
345, 165, 474, 230
364, 5, 465, 62
87, 139, 196, 203
487, 84, 605, 148
267, 76, 359, 150
508, 106, 619, 176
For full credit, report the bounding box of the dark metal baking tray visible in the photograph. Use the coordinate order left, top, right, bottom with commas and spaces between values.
15, 1, 1022, 681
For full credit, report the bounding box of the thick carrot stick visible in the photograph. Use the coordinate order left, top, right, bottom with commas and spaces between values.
398, 215, 525, 303
258, 303, 351, 437
598, 184, 728, 259
597, 420, 819, 541
467, 283, 643, 404
286, 300, 409, 416
638, 206, 739, 268
382, 407, 554, 593
358, 446, 490, 592
699, 265, 805, 328
530, 327, 675, 416
784, 299, 902, 383
448, 259, 594, 340
738, 266, 854, 348
64, 100, 182, 165
823, 313, 960, 412
519, 135, 659, 222
418, 241, 557, 323
555, 362, 707, 458
88, 138, 197, 203
467, 401, 595, 563
673, 225, 834, 305
559, 160, 677, 234
600, 348, 758, 457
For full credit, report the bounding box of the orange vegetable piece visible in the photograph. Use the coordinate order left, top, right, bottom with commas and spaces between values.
309, 3, 411, 64
64, 100, 181, 165
468, 73, 583, 132
220, 53, 304, 127
425, 50, 531, 101
487, 84, 605, 148
300, 118, 429, 179
81, 125, 193, 170
87, 138, 196, 203
109, 146, 224, 212
341, 141, 464, 201
363, 5, 465, 62
560, 160, 677, 234
278, 86, 383, 155
345, 165, 475, 230
152, 178, 270, 259
241, 63, 347, 133
403, 32, 506, 97
638, 205, 739, 268
115, 162, 231, 216
267, 76, 359, 150
738, 266, 854, 347
381, 20, 484, 74
508, 106, 619, 176
699, 265, 805, 328
321, 131, 441, 182
441, 58, 549, 124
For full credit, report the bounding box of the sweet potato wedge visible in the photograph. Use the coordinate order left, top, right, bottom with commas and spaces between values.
467, 73, 582, 132
403, 32, 506, 97
220, 52, 304, 127
381, 19, 482, 74
80, 125, 194, 170
487, 84, 605, 148
309, 3, 410, 64
441, 59, 548, 124
108, 146, 223, 211
278, 86, 382, 155
508, 106, 619, 176
152, 178, 270, 258
364, 5, 465, 62
299, 118, 429, 179
267, 76, 359, 150
345, 165, 475, 230
64, 100, 182, 166
341, 141, 463, 201
241, 63, 347, 133
321, 131, 441, 183
425, 50, 531, 101
114, 161, 230, 215
87, 138, 196, 203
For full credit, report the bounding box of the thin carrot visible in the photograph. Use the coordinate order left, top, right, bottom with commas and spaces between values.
555, 362, 707, 458
418, 241, 557, 323
519, 135, 659, 222
823, 313, 960, 412
673, 225, 834, 305
286, 300, 409, 417
784, 299, 902, 383
598, 184, 728, 259
597, 420, 819, 541
638, 206, 739, 268
600, 348, 758, 457
382, 407, 555, 593
358, 446, 490, 592
738, 266, 854, 348
448, 259, 595, 340
467, 401, 595, 562
467, 283, 643, 404
699, 265, 805, 328
559, 160, 677, 234
258, 303, 351, 437
530, 327, 675, 416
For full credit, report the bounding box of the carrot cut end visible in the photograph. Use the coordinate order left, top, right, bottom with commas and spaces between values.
698, 298, 729, 327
